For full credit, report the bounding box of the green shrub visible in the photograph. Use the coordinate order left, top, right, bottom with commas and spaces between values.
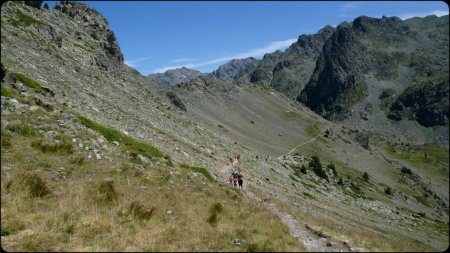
401, 166, 413, 175
384, 186, 392, 195
77, 115, 162, 157
327, 163, 337, 177
337, 177, 344, 185
362, 172, 370, 181
300, 165, 307, 174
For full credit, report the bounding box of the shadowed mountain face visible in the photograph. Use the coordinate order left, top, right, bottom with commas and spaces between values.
148, 67, 203, 86
297, 15, 449, 126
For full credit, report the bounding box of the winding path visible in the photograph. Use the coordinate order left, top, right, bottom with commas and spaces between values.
245, 191, 353, 252
277, 133, 323, 159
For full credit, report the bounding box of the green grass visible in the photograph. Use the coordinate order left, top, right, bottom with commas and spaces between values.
282, 111, 300, 120
384, 143, 449, 178
306, 121, 320, 137
11, 10, 46, 27
413, 193, 431, 207
1, 85, 18, 98
77, 115, 162, 158
31, 139, 74, 154
289, 174, 299, 182
190, 166, 215, 182
12, 72, 44, 93
302, 192, 317, 200
5, 123, 40, 137
0, 216, 26, 236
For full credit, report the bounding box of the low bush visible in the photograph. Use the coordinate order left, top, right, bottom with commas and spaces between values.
129, 201, 155, 220
21, 173, 51, 197
385, 186, 392, 195
327, 163, 338, 177
401, 166, 413, 175
6, 123, 40, 137
31, 139, 73, 154
300, 165, 307, 174
362, 172, 370, 181
98, 180, 119, 203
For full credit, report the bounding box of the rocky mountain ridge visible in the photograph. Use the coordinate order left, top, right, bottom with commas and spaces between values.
148, 67, 203, 87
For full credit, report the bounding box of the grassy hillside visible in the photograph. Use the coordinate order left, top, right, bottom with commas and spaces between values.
1, 88, 304, 251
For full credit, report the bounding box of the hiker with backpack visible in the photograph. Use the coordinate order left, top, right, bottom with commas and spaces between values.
232, 170, 239, 187
237, 169, 244, 190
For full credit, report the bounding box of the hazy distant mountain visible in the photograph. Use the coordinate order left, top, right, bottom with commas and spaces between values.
148, 67, 203, 86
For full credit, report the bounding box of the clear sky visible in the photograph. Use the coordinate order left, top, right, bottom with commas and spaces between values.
45, 1, 448, 75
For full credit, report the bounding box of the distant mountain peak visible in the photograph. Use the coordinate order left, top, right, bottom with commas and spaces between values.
148, 67, 203, 86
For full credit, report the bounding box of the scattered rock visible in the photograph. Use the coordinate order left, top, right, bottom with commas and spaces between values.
234, 239, 244, 245
137, 154, 150, 163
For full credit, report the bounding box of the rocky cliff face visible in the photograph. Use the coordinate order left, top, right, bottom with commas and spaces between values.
148, 67, 203, 86
297, 15, 449, 125
211, 57, 259, 81
54, 1, 124, 72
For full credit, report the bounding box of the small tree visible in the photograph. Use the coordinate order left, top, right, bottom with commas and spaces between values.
43, 3, 49, 9
25, 1, 43, 9
384, 186, 392, 195
300, 165, 307, 174
362, 172, 369, 181
327, 163, 337, 177
337, 177, 344, 185
309, 155, 328, 181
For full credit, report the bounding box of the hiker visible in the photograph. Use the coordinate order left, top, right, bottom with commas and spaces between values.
232, 157, 238, 166
229, 157, 234, 165
237, 169, 244, 190
228, 174, 234, 185
232, 170, 239, 187
237, 154, 240, 161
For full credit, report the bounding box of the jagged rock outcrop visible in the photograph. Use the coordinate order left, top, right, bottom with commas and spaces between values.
54, 1, 124, 72
269, 26, 335, 96
249, 50, 283, 86
297, 22, 370, 120
148, 67, 202, 86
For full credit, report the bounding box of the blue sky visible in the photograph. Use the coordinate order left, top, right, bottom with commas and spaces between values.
45, 1, 448, 75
